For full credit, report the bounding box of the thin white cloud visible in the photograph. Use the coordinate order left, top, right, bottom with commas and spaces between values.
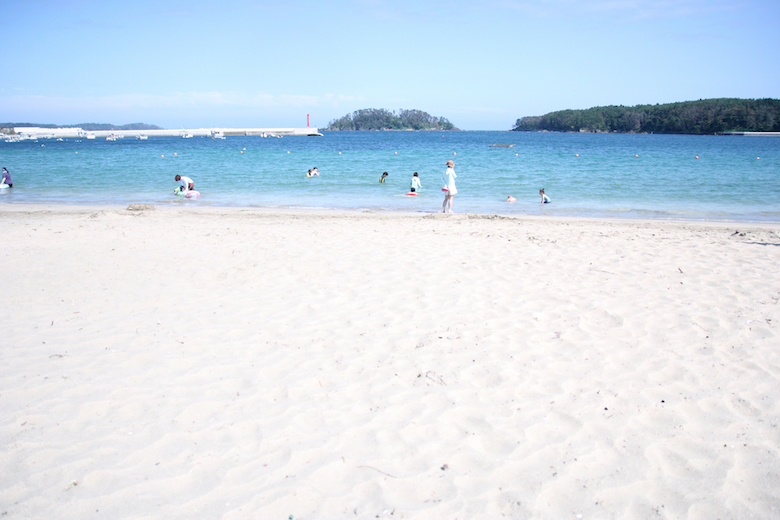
0, 91, 369, 127
0, 91, 363, 112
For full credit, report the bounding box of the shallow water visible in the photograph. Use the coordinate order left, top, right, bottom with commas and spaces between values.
1, 131, 778, 221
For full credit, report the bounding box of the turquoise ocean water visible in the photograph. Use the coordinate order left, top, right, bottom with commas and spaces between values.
1, 131, 778, 221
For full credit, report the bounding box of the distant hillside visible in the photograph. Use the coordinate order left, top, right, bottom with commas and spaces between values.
512, 98, 780, 134
326, 109, 458, 131
0, 122, 163, 131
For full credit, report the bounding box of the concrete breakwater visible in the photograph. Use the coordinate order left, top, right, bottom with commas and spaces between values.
11, 126, 323, 138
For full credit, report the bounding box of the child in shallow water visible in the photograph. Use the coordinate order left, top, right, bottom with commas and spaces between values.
442, 160, 457, 213
540, 189, 551, 203
410, 172, 421, 192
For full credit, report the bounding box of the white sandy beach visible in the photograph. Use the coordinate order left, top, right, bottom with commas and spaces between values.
1, 204, 779, 519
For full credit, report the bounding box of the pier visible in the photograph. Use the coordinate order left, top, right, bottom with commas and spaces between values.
10, 126, 323, 139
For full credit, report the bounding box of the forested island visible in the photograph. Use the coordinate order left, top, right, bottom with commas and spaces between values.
1, 122, 162, 133
326, 109, 458, 131
512, 98, 780, 134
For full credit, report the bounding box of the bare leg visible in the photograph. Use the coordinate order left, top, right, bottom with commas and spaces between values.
448, 195, 454, 213
442, 193, 448, 213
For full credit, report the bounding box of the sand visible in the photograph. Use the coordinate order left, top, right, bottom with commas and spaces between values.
1, 204, 779, 519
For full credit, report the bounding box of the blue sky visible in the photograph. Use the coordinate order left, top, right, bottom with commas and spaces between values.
2, 0, 778, 130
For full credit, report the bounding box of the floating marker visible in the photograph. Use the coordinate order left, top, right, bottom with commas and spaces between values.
394, 152, 398, 155
576, 154, 579, 157
339, 152, 342, 154
161, 155, 164, 158
453, 152, 457, 155
695, 156, 699, 159
635, 154, 639, 157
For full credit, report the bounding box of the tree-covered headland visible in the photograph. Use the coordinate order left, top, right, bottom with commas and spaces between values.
326, 109, 458, 131
512, 98, 780, 134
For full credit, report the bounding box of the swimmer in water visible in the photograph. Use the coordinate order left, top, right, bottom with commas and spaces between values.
506, 195, 516, 202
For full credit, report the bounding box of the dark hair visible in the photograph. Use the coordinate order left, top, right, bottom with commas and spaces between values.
175, 175, 181, 181
413, 172, 418, 176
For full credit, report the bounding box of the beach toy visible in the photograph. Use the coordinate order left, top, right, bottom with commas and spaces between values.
175, 189, 200, 199
406, 192, 418, 196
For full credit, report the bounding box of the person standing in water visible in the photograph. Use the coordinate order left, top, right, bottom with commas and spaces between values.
379, 172, 389, 183
540, 188, 551, 203
410, 172, 422, 193
1, 167, 12, 188
442, 160, 457, 213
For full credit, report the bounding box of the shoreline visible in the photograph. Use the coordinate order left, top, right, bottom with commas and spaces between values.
3, 201, 780, 228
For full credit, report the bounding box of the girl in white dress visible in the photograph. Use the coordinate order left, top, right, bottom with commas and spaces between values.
442, 160, 457, 213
